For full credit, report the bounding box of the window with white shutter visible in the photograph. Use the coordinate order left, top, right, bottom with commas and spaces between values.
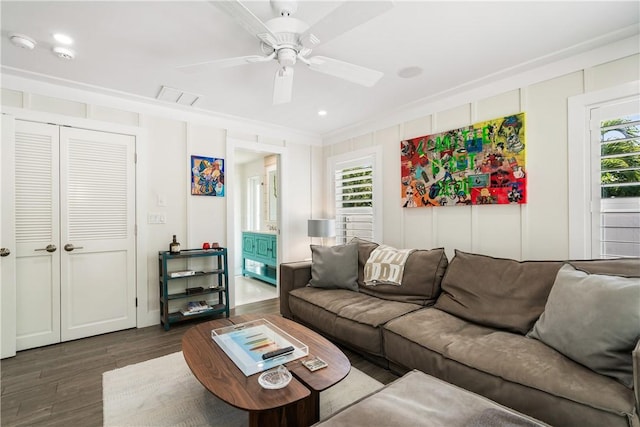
568, 84, 639, 259
329, 148, 382, 245
593, 103, 640, 258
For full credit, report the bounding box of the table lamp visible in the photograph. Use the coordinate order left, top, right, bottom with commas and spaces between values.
308, 219, 336, 246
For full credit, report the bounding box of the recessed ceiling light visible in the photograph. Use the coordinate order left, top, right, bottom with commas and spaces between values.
397, 66, 423, 79
53, 33, 73, 45
318, 110, 327, 116
9, 33, 36, 50
52, 46, 75, 60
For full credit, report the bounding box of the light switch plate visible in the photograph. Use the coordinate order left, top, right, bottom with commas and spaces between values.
148, 213, 166, 224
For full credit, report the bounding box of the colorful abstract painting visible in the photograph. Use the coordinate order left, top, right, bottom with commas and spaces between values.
191, 155, 225, 196
401, 113, 526, 207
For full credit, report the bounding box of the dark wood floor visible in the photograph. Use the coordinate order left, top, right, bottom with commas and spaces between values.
1, 298, 398, 427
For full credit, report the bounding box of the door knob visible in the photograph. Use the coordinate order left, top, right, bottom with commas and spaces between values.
64, 244, 84, 252
0, 248, 10, 257
34, 244, 57, 253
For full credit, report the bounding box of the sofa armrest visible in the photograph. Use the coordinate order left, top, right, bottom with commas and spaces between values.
634, 339, 640, 414
279, 261, 311, 319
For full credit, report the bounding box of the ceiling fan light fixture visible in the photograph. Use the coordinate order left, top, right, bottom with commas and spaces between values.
9, 33, 36, 50
197, 0, 393, 105
277, 48, 297, 67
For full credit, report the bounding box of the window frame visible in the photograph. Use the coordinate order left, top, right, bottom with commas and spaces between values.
327, 146, 383, 244
592, 102, 640, 258
568, 81, 640, 259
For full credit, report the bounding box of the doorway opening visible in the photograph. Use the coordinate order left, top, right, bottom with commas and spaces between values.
232, 147, 280, 306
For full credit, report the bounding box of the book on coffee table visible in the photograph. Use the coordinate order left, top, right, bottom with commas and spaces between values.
211, 318, 308, 376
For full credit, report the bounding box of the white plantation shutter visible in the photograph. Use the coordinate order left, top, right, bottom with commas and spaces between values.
334, 157, 375, 244
599, 119, 640, 196
592, 104, 640, 258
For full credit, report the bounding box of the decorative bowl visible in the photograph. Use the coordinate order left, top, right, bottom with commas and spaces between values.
258, 365, 292, 389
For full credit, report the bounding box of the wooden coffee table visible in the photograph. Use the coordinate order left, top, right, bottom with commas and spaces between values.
182, 314, 350, 427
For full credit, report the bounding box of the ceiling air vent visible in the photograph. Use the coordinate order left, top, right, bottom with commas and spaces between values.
156, 86, 201, 107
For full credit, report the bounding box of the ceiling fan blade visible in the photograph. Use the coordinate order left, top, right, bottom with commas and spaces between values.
300, 0, 394, 48
273, 67, 294, 105
210, 0, 278, 47
307, 56, 383, 87
177, 54, 272, 73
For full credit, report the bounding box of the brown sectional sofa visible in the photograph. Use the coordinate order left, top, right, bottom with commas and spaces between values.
279, 240, 640, 427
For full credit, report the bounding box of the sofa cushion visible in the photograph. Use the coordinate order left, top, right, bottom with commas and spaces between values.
383, 308, 636, 421
352, 238, 448, 306
434, 250, 563, 334
570, 258, 640, 276
309, 243, 358, 291
288, 287, 421, 355
527, 263, 640, 388
314, 370, 549, 427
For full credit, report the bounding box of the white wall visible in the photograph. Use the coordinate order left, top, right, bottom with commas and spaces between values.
186, 123, 227, 251
282, 143, 313, 260
322, 52, 640, 261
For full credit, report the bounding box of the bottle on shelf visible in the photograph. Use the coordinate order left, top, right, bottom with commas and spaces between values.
169, 235, 181, 254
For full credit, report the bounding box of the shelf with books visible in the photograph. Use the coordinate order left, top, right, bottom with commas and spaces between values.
159, 248, 229, 330
165, 269, 225, 280
168, 303, 227, 322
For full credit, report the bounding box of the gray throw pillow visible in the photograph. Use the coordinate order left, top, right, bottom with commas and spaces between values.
434, 250, 563, 334
309, 243, 358, 291
527, 263, 640, 388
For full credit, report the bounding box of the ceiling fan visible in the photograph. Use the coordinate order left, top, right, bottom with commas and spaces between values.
177, 0, 393, 105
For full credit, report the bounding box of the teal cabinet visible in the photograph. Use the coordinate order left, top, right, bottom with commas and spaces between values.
242, 232, 277, 285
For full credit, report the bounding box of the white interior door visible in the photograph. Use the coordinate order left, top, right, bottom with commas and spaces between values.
59, 127, 136, 341
14, 121, 61, 350
1, 115, 17, 358
13, 121, 137, 350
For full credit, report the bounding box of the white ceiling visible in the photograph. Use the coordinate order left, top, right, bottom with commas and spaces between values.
2, 1, 639, 139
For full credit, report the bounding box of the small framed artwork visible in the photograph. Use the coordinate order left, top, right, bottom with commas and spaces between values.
191, 155, 225, 196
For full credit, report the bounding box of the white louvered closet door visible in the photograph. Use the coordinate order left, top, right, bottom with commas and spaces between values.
14, 121, 61, 350
59, 127, 136, 341
14, 121, 136, 350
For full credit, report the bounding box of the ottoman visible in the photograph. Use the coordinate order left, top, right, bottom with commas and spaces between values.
314, 370, 549, 426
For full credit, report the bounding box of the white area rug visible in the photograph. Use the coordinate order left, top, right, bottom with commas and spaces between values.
103, 351, 383, 427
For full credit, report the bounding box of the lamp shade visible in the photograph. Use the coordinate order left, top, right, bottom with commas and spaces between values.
308, 219, 336, 238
